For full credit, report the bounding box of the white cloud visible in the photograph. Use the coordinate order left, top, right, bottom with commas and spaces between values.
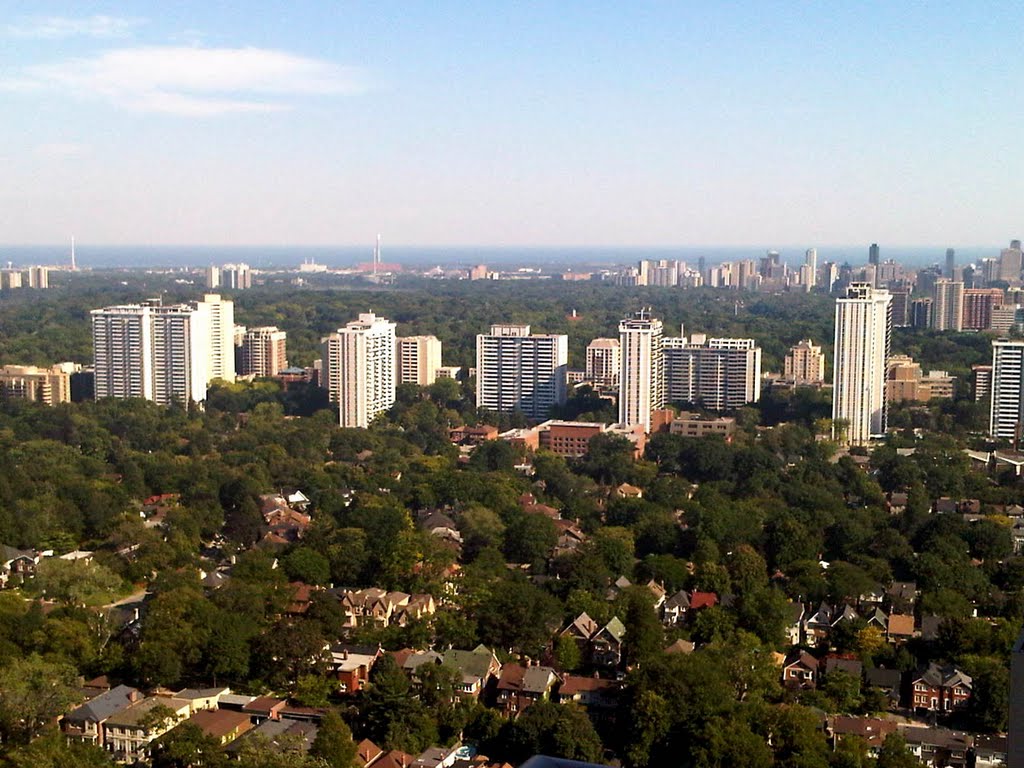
4, 46, 366, 115
35, 142, 87, 158
6, 15, 144, 39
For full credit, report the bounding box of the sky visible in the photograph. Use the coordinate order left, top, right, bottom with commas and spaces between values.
2, 1, 1023, 248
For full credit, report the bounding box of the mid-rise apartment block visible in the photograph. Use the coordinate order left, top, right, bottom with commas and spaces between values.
586, 338, 621, 387
321, 313, 396, 428
476, 324, 568, 419
662, 334, 762, 410
0, 363, 76, 405
962, 288, 1005, 330
784, 339, 826, 384
396, 335, 443, 386
239, 326, 288, 377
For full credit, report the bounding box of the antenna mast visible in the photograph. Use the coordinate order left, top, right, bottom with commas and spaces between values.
374, 234, 381, 276
70, 236, 77, 271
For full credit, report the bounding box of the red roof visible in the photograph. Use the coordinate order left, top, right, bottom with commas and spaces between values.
689, 591, 718, 610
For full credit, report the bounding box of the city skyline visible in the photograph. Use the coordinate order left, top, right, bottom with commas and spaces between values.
5, 3, 1024, 246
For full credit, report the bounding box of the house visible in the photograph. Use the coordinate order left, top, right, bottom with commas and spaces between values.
864, 667, 902, 708
443, 646, 502, 699
358, 738, 385, 767
644, 580, 667, 609
590, 617, 626, 669
886, 492, 909, 514
886, 614, 916, 643
864, 607, 888, 632
901, 726, 971, 768
103, 696, 192, 763
374, 749, 418, 768
417, 511, 464, 548
61, 684, 141, 748
606, 575, 633, 601
972, 734, 1007, 768
0, 544, 37, 588
338, 588, 437, 629
824, 654, 863, 681
831, 604, 860, 627
664, 639, 695, 655
242, 696, 288, 723
886, 582, 918, 613
173, 687, 231, 713
858, 584, 886, 606
828, 716, 897, 756
184, 708, 254, 746
553, 520, 587, 555
496, 663, 558, 714
328, 645, 381, 694
661, 590, 690, 626
400, 650, 444, 682
784, 602, 805, 646
804, 602, 833, 641
688, 591, 718, 613
224, 718, 319, 758
908, 663, 972, 712
615, 483, 643, 499
560, 613, 599, 655
556, 675, 620, 710
782, 651, 818, 689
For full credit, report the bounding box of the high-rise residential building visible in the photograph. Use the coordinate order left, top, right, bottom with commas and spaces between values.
240, 326, 288, 377
205, 266, 221, 289
1000, 241, 1023, 284
784, 339, 826, 384
222, 263, 252, 290
931, 279, 964, 331
910, 298, 933, 329
869, 243, 880, 266
1010, 629, 1024, 768
876, 260, 901, 286
663, 335, 762, 410
889, 288, 911, 327
197, 294, 235, 383
0, 363, 75, 405
990, 340, 1024, 441
618, 311, 664, 431
1, 270, 23, 290
26, 266, 49, 289
992, 305, 1023, 334
475, 324, 568, 419
585, 338, 621, 387
945, 248, 956, 278
638, 259, 681, 287
972, 365, 993, 402
962, 288, 1005, 330
396, 335, 443, 386
92, 303, 210, 405
832, 283, 892, 445
321, 313, 396, 429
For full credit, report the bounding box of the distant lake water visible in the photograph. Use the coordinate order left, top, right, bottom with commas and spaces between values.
0, 244, 1006, 271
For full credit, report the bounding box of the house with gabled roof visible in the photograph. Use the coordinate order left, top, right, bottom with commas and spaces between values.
909, 663, 972, 712
443, 645, 502, 699
591, 617, 626, 669
496, 663, 559, 715
0, 544, 37, 588
804, 602, 833, 641
104, 695, 191, 762
61, 684, 141, 748
661, 589, 690, 626
782, 650, 819, 689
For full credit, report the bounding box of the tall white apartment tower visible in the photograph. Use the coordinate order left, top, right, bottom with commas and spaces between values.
832, 283, 892, 444
801, 248, 817, 292
990, 340, 1024, 441
92, 303, 209, 405
321, 312, 396, 428
618, 310, 664, 432
586, 338, 621, 387
197, 294, 235, 383
396, 335, 443, 386
475, 324, 568, 419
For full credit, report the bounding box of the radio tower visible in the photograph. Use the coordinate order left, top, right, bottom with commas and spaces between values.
373, 234, 381, 276
70, 236, 77, 271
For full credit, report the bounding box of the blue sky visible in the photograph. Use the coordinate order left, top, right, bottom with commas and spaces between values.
2, 1, 1023, 247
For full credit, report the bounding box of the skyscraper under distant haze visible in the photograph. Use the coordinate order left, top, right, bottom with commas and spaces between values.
945, 248, 956, 278
832, 283, 892, 444
869, 243, 880, 266
618, 311, 664, 432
